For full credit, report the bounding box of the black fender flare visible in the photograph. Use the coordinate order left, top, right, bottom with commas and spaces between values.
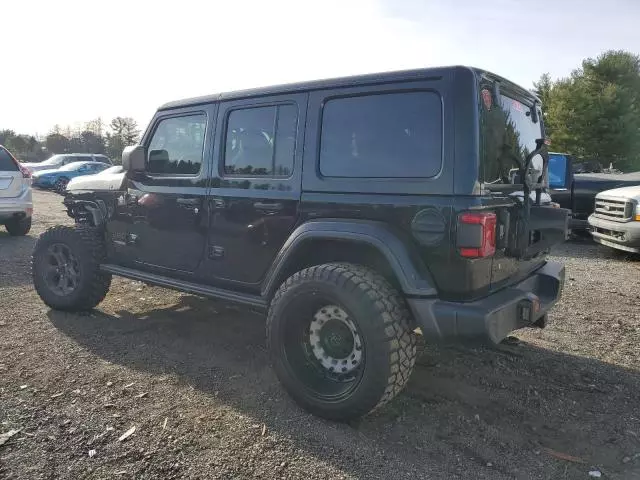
63, 197, 108, 227
262, 219, 438, 298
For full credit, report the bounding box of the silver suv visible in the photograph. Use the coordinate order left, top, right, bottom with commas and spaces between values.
0, 145, 33, 236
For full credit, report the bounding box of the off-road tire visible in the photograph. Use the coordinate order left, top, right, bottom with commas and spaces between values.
32, 225, 111, 311
5, 216, 32, 236
267, 262, 417, 421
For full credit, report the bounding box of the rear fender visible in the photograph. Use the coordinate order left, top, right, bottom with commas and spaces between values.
262, 219, 437, 298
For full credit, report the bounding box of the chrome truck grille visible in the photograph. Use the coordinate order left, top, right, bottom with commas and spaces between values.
594, 197, 633, 222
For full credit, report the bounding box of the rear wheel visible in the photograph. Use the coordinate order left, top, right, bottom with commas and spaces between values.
267, 263, 417, 421
32, 226, 111, 311
5, 216, 31, 236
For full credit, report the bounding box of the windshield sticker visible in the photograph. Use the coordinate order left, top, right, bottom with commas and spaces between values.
512, 99, 524, 112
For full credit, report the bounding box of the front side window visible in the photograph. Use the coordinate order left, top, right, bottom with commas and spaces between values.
224, 104, 297, 177
148, 114, 206, 175
319, 91, 442, 178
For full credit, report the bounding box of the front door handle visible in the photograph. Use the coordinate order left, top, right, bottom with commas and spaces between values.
253, 201, 283, 212
177, 197, 199, 206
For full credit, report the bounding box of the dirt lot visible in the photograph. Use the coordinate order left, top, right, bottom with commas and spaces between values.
1, 190, 639, 479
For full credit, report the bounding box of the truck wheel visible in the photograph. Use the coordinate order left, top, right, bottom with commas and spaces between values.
5, 216, 32, 236
32, 226, 111, 311
267, 263, 417, 421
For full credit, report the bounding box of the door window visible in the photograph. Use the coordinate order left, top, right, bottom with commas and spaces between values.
223, 104, 297, 177
147, 114, 207, 175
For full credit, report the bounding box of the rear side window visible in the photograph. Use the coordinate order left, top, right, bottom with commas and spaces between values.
148, 114, 207, 175
319, 91, 442, 178
0, 148, 18, 171
224, 104, 297, 177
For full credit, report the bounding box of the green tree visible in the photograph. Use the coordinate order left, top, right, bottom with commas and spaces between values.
46, 133, 70, 154
107, 117, 140, 162
542, 50, 640, 171
533, 73, 554, 136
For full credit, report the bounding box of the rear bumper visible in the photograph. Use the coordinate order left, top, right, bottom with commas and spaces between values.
0, 187, 33, 221
588, 214, 640, 253
407, 262, 565, 344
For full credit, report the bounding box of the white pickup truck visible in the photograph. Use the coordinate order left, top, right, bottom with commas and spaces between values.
588, 185, 640, 253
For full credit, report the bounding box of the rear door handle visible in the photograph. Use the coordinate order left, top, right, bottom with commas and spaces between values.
177, 197, 199, 206
253, 201, 283, 211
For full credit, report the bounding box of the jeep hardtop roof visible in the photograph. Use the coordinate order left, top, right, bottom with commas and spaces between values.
159, 66, 539, 111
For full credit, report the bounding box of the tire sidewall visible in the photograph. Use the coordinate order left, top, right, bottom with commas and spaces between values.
268, 272, 398, 419
33, 228, 93, 308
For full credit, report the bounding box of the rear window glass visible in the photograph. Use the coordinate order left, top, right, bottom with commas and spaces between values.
319, 91, 442, 178
480, 91, 544, 185
0, 148, 18, 171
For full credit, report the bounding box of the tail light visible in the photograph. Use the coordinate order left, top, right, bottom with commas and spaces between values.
9, 154, 31, 178
19, 164, 32, 178
457, 212, 497, 258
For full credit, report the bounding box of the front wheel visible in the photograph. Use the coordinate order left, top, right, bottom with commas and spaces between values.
267, 263, 417, 421
54, 177, 69, 194
32, 226, 112, 311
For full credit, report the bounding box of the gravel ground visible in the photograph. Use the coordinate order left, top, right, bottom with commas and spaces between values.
0, 189, 639, 479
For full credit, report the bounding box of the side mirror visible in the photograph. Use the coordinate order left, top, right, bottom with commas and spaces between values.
122, 145, 146, 172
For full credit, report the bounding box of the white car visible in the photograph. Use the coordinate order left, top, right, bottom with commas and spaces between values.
66, 165, 125, 192
588, 184, 640, 253
0, 145, 33, 236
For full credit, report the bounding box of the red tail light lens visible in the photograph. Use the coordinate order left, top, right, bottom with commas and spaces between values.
458, 212, 497, 258
8, 153, 31, 178
19, 165, 31, 178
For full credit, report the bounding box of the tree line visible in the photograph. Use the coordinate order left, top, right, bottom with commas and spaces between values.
535, 50, 640, 172
0, 117, 141, 164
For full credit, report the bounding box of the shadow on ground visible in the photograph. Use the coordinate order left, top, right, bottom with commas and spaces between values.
47, 296, 640, 479
0, 233, 36, 287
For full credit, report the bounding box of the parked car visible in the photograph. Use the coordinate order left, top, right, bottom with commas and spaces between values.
547, 152, 640, 232
32, 161, 111, 193
588, 181, 640, 253
32, 66, 569, 421
0, 145, 33, 236
66, 165, 124, 193
22, 153, 112, 173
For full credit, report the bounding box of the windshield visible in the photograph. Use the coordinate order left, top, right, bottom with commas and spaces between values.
548, 153, 568, 188
481, 89, 545, 187
40, 155, 65, 166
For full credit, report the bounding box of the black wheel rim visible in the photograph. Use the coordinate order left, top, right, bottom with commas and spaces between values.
42, 243, 81, 296
56, 179, 68, 193
281, 295, 365, 401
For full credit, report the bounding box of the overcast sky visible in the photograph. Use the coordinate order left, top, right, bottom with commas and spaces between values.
2, 0, 639, 136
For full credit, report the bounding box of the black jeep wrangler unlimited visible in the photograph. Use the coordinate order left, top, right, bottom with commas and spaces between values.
32, 66, 568, 421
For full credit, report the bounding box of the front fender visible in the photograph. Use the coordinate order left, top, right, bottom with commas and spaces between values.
262, 219, 437, 298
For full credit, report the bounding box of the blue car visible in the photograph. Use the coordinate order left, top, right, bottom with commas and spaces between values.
32, 161, 111, 192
